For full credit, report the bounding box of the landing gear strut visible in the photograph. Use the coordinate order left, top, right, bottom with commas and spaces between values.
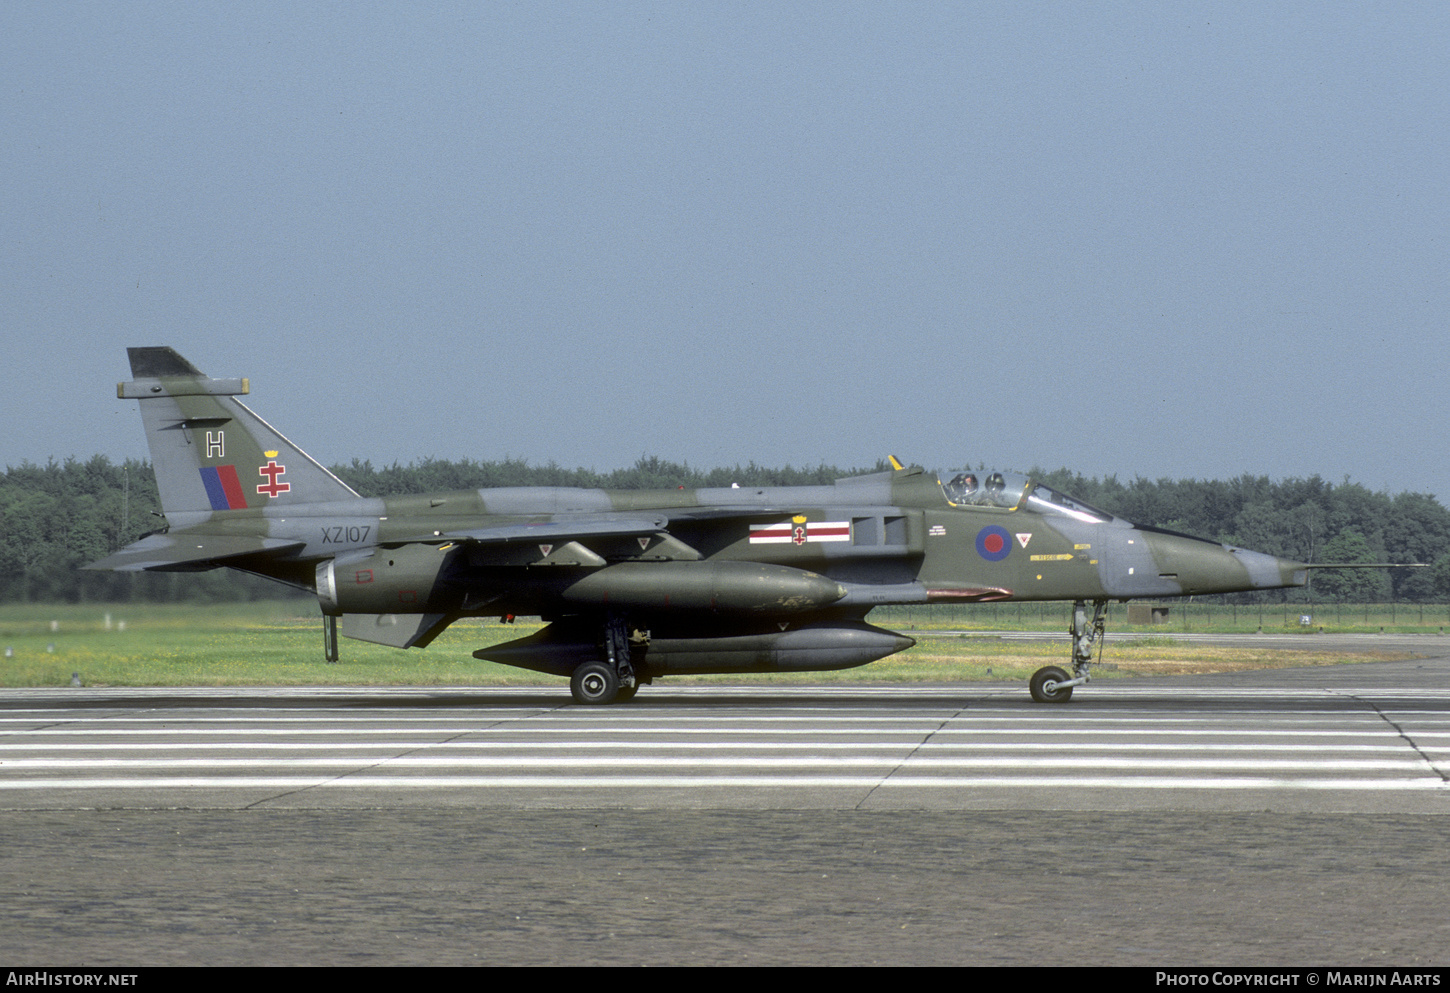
1030, 598, 1107, 703
323, 614, 339, 663
569, 614, 640, 705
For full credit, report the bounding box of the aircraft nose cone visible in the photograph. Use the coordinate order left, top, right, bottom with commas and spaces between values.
1140, 531, 1307, 595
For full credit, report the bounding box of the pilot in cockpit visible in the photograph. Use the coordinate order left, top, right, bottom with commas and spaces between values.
944, 472, 979, 503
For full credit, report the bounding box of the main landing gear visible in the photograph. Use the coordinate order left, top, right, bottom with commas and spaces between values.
569, 614, 641, 705
1029, 598, 1107, 703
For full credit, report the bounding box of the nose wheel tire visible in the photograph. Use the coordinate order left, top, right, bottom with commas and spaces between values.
1030, 665, 1073, 704
571, 662, 620, 705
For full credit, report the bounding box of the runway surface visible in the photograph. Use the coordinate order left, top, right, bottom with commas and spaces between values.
3, 652, 1449, 965
2, 669, 1448, 813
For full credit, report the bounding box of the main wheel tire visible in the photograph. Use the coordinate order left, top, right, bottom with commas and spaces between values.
570, 662, 620, 705
614, 684, 638, 703
1030, 665, 1073, 704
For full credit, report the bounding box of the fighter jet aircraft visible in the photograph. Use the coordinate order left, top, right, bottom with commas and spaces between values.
90, 347, 1313, 704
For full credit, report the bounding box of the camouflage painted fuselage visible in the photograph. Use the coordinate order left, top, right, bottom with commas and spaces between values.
90, 348, 1307, 686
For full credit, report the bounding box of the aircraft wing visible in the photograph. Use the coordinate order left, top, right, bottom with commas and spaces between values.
440, 514, 670, 544
435, 515, 688, 566
85, 533, 307, 572
650, 506, 813, 522
437, 509, 821, 559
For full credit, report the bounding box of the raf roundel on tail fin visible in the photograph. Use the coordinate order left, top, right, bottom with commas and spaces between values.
119, 347, 358, 522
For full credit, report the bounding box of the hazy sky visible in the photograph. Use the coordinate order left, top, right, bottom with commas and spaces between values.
4, 3, 1447, 499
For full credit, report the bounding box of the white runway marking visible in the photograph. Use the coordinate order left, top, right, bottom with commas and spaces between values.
1, 685, 1446, 809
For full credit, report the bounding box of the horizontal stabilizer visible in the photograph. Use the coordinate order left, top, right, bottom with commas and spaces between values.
340, 612, 455, 649
85, 533, 305, 572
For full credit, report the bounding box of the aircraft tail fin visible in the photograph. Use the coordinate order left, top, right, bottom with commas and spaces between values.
120, 347, 359, 520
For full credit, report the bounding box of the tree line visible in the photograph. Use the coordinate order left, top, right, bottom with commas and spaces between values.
3, 454, 1448, 603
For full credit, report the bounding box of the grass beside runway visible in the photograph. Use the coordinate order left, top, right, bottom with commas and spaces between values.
0, 601, 1422, 688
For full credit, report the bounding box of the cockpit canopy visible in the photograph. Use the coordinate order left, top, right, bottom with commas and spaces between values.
940, 470, 1115, 524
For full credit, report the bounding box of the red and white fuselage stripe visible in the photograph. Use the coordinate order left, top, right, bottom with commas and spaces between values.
748, 521, 852, 545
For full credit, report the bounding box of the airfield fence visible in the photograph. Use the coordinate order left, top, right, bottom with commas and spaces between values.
871, 601, 1450, 634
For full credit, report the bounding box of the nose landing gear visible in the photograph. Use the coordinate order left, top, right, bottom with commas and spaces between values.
1029, 598, 1107, 703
